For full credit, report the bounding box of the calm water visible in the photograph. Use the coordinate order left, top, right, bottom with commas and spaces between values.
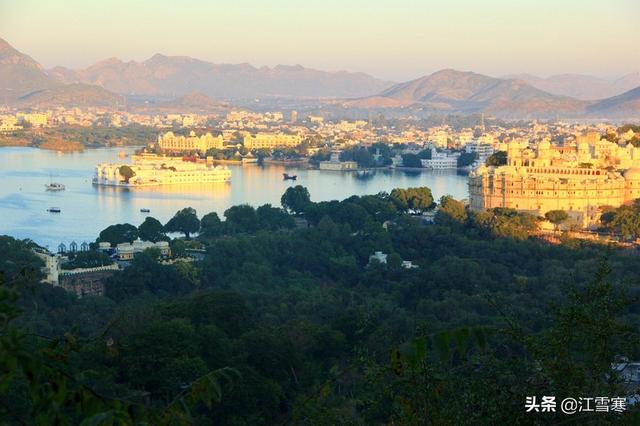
0, 147, 469, 249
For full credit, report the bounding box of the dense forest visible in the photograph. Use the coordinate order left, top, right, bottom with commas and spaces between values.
1, 186, 639, 424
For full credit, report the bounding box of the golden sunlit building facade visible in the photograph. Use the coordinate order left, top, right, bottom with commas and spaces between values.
157, 131, 224, 154
469, 135, 640, 227
243, 133, 303, 150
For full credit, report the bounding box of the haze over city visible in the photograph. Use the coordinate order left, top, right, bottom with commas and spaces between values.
2, 1, 640, 423
1, 0, 639, 80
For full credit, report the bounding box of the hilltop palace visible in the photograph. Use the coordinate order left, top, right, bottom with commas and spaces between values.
94, 153, 231, 187
469, 133, 640, 227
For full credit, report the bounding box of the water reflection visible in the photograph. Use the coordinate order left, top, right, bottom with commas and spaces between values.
0, 147, 469, 247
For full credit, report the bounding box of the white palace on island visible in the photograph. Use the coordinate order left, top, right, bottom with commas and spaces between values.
469, 133, 640, 227
93, 153, 231, 187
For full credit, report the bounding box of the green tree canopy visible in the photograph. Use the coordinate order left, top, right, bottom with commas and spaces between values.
473, 208, 538, 240
138, 216, 167, 242
435, 196, 468, 226
418, 149, 432, 159
118, 165, 135, 183
486, 151, 507, 166
200, 212, 223, 237
544, 210, 569, 232
457, 152, 477, 167
602, 204, 640, 240
401, 153, 422, 168
339, 147, 373, 168
281, 185, 311, 215
98, 223, 139, 245
165, 207, 200, 239
224, 204, 259, 233
256, 204, 295, 231
389, 187, 435, 213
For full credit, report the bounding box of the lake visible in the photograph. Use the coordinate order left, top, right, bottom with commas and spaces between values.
0, 147, 469, 249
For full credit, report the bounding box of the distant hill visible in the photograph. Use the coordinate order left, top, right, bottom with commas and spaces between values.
586, 86, 640, 118
133, 92, 229, 113
0, 38, 121, 107
345, 70, 587, 118
0, 37, 56, 102
17, 84, 123, 108
50, 55, 394, 100
505, 72, 640, 100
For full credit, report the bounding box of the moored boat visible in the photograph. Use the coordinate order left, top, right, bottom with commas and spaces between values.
45, 182, 66, 191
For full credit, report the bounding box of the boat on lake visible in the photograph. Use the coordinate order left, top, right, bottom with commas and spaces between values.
47, 207, 61, 213
140, 208, 151, 213
45, 173, 66, 191
283, 173, 297, 180
45, 182, 65, 191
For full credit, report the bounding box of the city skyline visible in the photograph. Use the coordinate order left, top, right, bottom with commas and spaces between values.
1, 0, 639, 81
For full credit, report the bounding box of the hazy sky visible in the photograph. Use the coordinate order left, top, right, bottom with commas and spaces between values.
1, 0, 638, 81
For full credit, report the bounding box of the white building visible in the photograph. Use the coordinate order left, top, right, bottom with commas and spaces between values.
465, 141, 495, 165
94, 154, 231, 187
421, 149, 460, 169
368, 251, 388, 265
115, 240, 171, 260
34, 249, 61, 285
319, 151, 358, 171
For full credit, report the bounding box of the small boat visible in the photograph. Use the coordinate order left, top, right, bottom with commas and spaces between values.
47, 207, 61, 213
45, 182, 66, 191
283, 173, 297, 181
140, 208, 151, 213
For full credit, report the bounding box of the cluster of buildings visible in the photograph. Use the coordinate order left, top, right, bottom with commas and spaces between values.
0, 107, 218, 131
242, 132, 303, 150
469, 132, 640, 227
33, 239, 174, 297
158, 131, 224, 154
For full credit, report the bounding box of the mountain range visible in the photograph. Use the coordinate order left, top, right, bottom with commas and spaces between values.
1, 37, 639, 118
504, 73, 640, 100
343, 70, 640, 118
48, 55, 393, 100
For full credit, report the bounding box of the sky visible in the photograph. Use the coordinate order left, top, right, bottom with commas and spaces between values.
1, 0, 638, 82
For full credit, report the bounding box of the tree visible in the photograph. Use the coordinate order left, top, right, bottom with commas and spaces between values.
389, 187, 435, 213
98, 223, 138, 245
200, 212, 224, 237
418, 149, 432, 160
605, 205, 640, 240
224, 204, 259, 233
118, 165, 135, 183
256, 204, 295, 230
352, 193, 397, 222
544, 210, 569, 233
138, 216, 167, 242
165, 207, 200, 239
401, 153, 422, 168
435, 196, 468, 226
170, 239, 187, 258
457, 152, 477, 167
472, 208, 538, 240
281, 185, 311, 215
486, 151, 507, 166
340, 147, 373, 168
